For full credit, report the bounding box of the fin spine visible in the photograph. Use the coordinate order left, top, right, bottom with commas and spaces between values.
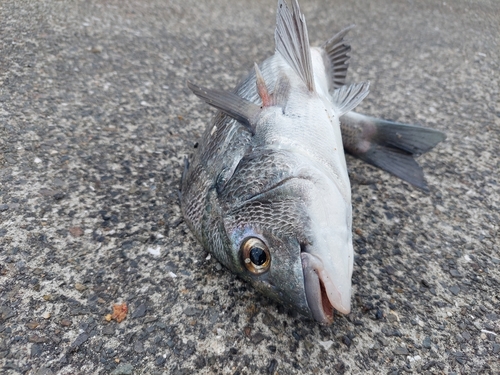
275, 0, 315, 91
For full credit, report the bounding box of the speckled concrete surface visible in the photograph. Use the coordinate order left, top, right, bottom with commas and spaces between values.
0, 0, 499, 374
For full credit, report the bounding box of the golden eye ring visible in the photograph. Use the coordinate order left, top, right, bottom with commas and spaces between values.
241, 237, 271, 274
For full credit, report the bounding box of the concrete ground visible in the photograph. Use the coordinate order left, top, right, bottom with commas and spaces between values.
0, 0, 499, 374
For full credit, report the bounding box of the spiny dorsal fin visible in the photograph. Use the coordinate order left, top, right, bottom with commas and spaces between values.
254, 63, 272, 107
187, 81, 260, 135
321, 25, 355, 91
331, 82, 370, 117
275, 0, 315, 92
253, 63, 292, 108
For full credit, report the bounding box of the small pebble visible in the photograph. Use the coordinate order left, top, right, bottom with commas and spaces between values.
449, 285, 460, 295
394, 346, 409, 355
69, 227, 84, 237
243, 326, 252, 337
342, 335, 351, 347
423, 336, 431, 349
133, 340, 145, 353
267, 345, 276, 353
60, 319, 72, 327
91, 46, 103, 53
461, 331, 472, 341
407, 355, 422, 362
251, 332, 266, 344
70, 333, 89, 349
26, 321, 39, 329
154, 356, 166, 366
75, 283, 87, 292
42, 312, 51, 319
318, 340, 334, 350
111, 363, 133, 375
102, 325, 115, 335
34, 367, 54, 375
387, 312, 399, 322
183, 307, 201, 316
385, 265, 396, 275
132, 303, 147, 319
148, 246, 161, 257
267, 359, 278, 374
449, 269, 462, 278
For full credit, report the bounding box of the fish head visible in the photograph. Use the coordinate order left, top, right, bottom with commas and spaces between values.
211, 163, 353, 324
222, 219, 312, 318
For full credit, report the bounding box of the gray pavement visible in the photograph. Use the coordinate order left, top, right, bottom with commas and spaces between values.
0, 0, 499, 374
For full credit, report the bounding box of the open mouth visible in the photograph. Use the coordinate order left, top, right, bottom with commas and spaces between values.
300, 247, 350, 324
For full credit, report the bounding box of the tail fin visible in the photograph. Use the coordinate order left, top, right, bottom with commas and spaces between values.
340, 112, 446, 191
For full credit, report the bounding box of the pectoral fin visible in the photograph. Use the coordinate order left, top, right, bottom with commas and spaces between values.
187, 81, 261, 135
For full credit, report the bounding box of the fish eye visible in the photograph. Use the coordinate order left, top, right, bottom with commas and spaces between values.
241, 237, 271, 274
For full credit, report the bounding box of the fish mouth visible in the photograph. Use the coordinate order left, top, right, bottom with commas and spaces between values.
301, 249, 350, 324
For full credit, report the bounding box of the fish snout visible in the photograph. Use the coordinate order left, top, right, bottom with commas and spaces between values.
300, 251, 351, 324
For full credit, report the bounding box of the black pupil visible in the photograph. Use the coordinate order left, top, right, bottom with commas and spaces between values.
250, 247, 267, 266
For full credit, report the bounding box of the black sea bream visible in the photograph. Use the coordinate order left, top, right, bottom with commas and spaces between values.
180, 0, 445, 324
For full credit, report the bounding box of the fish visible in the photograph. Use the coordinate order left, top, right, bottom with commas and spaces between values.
180, 0, 445, 324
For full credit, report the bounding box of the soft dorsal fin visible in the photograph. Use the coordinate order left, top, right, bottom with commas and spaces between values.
331, 82, 370, 117
321, 25, 355, 91
275, 0, 315, 92
187, 81, 261, 135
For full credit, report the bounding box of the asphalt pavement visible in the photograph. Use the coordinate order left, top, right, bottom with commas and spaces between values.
0, 0, 499, 374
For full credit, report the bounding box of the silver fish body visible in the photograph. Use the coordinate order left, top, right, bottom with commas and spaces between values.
181, 0, 445, 324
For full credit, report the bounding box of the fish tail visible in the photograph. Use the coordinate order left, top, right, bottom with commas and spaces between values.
340, 112, 446, 191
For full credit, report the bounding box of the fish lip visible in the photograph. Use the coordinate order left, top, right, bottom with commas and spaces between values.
300, 251, 350, 324
300, 251, 333, 324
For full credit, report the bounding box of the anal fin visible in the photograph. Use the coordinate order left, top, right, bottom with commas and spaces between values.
331, 82, 370, 117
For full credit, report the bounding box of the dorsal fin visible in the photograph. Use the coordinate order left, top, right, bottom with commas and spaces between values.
275, 0, 315, 92
321, 25, 355, 91
254, 63, 272, 107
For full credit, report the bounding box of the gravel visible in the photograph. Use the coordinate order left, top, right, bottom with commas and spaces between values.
0, 0, 499, 374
